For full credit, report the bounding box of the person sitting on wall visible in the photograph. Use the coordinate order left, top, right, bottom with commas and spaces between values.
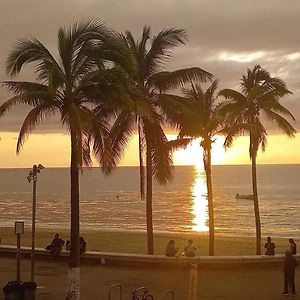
46, 233, 65, 262
264, 236, 276, 255
184, 239, 197, 257
165, 240, 178, 257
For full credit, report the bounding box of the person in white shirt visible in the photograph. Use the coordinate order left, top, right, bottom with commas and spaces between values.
184, 239, 197, 257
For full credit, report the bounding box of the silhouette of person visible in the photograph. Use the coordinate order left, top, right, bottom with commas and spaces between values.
282, 250, 297, 295
184, 239, 197, 257
165, 240, 178, 257
80, 236, 87, 254
47, 233, 65, 262
289, 238, 297, 255
65, 240, 71, 251
264, 236, 275, 255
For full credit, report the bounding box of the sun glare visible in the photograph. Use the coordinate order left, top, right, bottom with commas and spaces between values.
191, 168, 209, 232
170, 135, 227, 168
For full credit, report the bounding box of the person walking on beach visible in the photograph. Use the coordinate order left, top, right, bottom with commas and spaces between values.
184, 239, 197, 257
289, 238, 297, 255
165, 240, 178, 257
282, 250, 297, 296
264, 236, 275, 255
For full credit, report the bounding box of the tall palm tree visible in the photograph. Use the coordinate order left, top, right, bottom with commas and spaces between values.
112, 26, 212, 254
219, 65, 296, 255
178, 80, 223, 256
0, 19, 133, 300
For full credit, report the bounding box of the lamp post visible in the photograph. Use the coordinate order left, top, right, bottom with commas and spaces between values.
27, 164, 44, 282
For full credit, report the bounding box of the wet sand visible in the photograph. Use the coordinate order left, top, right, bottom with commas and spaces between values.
0, 227, 294, 256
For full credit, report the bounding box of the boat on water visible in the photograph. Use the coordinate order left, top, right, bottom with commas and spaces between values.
235, 194, 254, 200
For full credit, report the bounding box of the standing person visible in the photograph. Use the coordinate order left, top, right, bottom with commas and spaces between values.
264, 236, 275, 255
79, 236, 87, 254
283, 250, 297, 296
184, 239, 197, 257
165, 240, 178, 257
289, 238, 297, 255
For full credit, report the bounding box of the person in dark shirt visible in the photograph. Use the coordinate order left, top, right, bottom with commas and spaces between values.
265, 236, 275, 255
80, 236, 87, 254
282, 250, 297, 295
65, 240, 71, 251
165, 240, 178, 257
47, 233, 65, 262
289, 238, 297, 255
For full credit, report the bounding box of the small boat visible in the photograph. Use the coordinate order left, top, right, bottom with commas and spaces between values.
235, 194, 254, 200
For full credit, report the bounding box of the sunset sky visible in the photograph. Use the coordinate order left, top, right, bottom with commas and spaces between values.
0, 0, 299, 168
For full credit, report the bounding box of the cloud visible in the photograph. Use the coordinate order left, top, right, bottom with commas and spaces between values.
0, 0, 299, 132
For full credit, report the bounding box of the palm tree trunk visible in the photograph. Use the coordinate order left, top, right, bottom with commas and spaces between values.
66, 129, 80, 300
146, 145, 154, 255
251, 150, 261, 255
138, 122, 145, 200
203, 143, 214, 256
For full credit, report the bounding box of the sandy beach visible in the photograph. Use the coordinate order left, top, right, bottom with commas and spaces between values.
0, 227, 295, 256
0, 256, 296, 300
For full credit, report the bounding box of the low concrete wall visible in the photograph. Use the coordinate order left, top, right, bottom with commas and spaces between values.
0, 245, 292, 268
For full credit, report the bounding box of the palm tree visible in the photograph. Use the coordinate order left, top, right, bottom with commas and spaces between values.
111, 26, 212, 254
178, 80, 223, 256
219, 65, 296, 255
0, 19, 133, 300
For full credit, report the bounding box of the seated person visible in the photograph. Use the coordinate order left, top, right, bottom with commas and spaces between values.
264, 236, 275, 255
65, 240, 71, 251
165, 240, 178, 257
46, 233, 65, 261
80, 236, 87, 254
184, 239, 197, 257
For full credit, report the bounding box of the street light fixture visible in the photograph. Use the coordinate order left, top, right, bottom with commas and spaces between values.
27, 164, 44, 282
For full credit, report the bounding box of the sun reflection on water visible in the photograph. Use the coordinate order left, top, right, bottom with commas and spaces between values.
191, 166, 209, 232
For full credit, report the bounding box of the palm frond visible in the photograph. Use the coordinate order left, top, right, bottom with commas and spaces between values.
166, 138, 192, 152
263, 109, 296, 137
6, 37, 63, 79
143, 119, 173, 184
16, 103, 58, 152
145, 28, 187, 77
218, 89, 246, 103
147, 67, 213, 92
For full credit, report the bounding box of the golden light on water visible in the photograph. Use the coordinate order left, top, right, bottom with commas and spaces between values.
191, 165, 209, 232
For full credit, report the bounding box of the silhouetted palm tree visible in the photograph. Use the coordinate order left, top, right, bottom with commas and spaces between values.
178, 80, 224, 256
111, 26, 212, 254
219, 65, 296, 255
0, 19, 133, 300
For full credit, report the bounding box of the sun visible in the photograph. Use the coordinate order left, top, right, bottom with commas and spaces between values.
169, 134, 226, 167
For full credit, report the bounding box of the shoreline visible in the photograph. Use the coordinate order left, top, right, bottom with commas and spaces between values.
0, 227, 295, 256
1, 224, 297, 240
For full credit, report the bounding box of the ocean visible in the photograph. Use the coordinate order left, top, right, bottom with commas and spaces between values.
0, 164, 299, 238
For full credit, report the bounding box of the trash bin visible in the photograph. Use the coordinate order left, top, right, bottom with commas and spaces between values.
23, 282, 37, 300
2, 281, 23, 300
